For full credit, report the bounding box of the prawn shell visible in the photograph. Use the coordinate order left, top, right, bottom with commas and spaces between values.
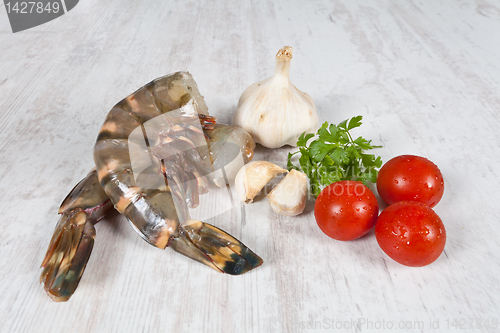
94, 72, 209, 248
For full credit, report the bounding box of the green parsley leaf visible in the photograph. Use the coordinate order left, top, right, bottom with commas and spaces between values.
297, 132, 314, 147
347, 115, 363, 130
338, 119, 348, 129
309, 141, 335, 162
287, 115, 383, 197
330, 148, 349, 165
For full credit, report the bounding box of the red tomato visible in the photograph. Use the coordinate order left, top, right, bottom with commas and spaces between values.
377, 155, 444, 207
315, 180, 379, 241
375, 201, 446, 267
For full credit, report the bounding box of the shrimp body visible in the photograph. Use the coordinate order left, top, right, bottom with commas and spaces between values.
41, 72, 262, 302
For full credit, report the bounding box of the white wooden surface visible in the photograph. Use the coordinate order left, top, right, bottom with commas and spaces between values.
1, 0, 500, 332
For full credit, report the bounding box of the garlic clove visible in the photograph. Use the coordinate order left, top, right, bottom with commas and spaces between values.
267, 169, 308, 216
232, 46, 319, 148
234, 161, 287, 204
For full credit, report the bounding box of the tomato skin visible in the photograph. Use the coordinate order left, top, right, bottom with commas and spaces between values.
314, 181, 379, 241
375, 201, 446, 267
376, 155, 444, 207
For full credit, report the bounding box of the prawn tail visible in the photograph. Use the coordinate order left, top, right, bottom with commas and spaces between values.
40, 169, 112, 302
40, 210, 96, 302
169, 220, 263, 275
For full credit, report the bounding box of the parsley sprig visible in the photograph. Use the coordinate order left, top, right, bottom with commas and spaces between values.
287, 115, 382, 197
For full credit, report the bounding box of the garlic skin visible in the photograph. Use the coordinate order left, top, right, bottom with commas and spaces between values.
234, 161, 287, 204
267, 170, 307, 216
232, 46, 319, 149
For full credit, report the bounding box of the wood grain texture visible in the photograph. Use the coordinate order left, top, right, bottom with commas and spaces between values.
1, 0, 500, 332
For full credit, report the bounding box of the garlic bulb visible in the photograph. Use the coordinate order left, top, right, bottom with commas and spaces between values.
267, 170, 307, 216
234, 161, 287, 204
232, 46, 319, 148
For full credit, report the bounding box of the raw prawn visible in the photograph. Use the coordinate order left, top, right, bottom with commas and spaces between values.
40, 72, 263, 302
